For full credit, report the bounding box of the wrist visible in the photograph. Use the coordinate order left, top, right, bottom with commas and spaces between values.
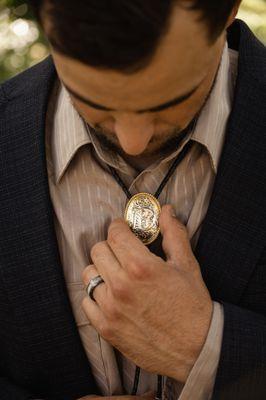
171, 300, 214, 383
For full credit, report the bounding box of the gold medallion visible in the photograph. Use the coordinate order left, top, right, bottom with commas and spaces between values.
124, 193, 161, 245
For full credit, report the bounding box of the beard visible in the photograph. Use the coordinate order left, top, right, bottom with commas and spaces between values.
90, 117, 197, 160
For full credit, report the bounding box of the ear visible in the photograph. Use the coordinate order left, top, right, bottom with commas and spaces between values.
225, 0, 242, 29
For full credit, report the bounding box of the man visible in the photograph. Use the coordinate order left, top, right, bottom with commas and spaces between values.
0, 0, 265, 399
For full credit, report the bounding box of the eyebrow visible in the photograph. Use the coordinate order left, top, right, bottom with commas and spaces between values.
62, 79, 202, 114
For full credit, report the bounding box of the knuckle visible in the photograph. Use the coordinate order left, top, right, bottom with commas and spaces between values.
111, 278, 129, 300
190, 260, 202, 277
98, 321, 113, 340
127, 259, 151, 280
104, 299, 120, 321
174, 221, 187, 237
81, 297, 87, 310
90, 241, 105, 261
108, 225, 124, 247
82, 264, 94, 283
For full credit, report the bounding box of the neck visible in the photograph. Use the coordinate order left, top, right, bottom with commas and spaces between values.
121, 153, 163, 172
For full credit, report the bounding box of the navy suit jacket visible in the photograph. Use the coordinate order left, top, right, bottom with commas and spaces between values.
0, 20, 266, 400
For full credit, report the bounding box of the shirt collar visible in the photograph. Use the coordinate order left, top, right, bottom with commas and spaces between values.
191, 42, 238, 172
50, 42, 237, 184
50, 83, 92, 183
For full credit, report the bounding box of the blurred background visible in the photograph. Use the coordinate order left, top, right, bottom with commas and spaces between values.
0, 0, 266, 83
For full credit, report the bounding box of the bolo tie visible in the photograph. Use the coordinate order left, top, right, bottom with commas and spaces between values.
106, 119, 197, 399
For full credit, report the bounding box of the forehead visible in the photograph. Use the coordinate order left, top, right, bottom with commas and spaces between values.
51, 5, 219, 109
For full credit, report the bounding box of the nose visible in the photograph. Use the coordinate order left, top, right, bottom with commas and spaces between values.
114, 113, 155, 155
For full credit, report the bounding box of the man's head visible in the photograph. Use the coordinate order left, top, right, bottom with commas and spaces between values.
28, 0, 241, 157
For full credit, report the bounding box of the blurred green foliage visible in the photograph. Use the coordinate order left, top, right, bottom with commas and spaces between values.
0, 0, 49, 82
238, 0, 266, 43
0, 0, 266, 83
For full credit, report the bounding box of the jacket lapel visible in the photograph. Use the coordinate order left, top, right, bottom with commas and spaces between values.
0, 57, 99, 398
195, 21, 266, 304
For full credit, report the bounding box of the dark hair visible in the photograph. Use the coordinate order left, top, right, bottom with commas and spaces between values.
28, 0, 238, 72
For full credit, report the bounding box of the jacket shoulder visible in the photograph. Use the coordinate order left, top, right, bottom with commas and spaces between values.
0, 55, 56, 106
229, 19, 266, 86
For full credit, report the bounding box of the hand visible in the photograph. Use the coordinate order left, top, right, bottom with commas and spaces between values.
82, 205, 213, 383
78, 391, 155, 400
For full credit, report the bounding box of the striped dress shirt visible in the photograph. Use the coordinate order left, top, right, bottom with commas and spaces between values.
45, 42, 238, 399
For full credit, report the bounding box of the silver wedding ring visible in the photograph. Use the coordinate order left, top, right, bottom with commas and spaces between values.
86, 275, 105, 301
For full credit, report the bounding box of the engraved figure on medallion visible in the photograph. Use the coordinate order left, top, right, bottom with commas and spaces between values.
133, 206, 155, 230
131, 198, 158, 231
125, 193, 161, 245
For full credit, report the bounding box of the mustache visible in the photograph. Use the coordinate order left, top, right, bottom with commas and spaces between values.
89, 118, 196, 158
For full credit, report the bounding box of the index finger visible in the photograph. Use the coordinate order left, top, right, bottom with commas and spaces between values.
107, 218, 151, 268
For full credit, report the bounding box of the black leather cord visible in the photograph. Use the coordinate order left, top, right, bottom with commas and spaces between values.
109, 139, 193, 202
154, 140, 193, 199
107, 122, 196, 400
156, 375, 163, 400
131, 366, 141, 395
108, 166, 132, 200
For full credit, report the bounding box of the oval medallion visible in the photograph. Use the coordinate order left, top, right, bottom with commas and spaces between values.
124, 193, 161, 245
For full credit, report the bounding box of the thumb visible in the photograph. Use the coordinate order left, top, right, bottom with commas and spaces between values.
159, 205, 193, 265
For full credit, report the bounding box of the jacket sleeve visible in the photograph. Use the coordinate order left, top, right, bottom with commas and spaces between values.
211, 302, 266, 400
0, 375, 37, 400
